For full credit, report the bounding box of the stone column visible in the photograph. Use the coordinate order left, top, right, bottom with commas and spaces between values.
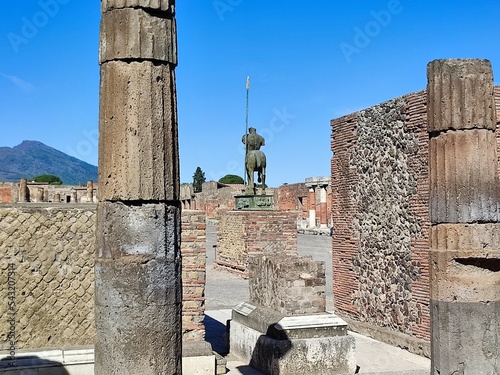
71, 189, 78, 203
308, 187, 316, 228
87, 180, 94, 202
19, 179, 28, 202
319, 185, 328, 229
36, 188, 44, 202
96, 1, 181, 374
427, 59, 500, 374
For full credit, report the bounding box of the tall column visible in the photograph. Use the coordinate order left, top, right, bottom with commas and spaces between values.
19, 179, 29, 202
319, 185, 328, 229
427, 59, 500, 374
87, 180, 94, 202
308, 187, 316, 228
96, 1, 181, 374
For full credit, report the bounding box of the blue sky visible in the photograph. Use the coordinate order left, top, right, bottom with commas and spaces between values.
1, 1, 500, 186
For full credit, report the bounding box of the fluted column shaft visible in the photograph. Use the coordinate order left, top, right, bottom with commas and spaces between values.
95, 1, 181, 374
427, 58, 500, 375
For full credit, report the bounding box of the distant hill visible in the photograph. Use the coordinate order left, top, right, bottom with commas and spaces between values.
0, 140, 98, 185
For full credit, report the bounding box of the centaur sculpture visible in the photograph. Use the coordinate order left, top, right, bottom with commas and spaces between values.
242, 127, 266, 195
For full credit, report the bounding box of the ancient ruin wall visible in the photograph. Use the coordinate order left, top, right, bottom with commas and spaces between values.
331, 91, 431, 344
248, 254, 326, 315
181, 210, 207, 341
0, 205, 206, 349
277, 183, 309, 218
0, 205, 96, 349
216, 211, 298, 276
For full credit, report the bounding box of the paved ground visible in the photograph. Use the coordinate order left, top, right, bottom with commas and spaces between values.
204, 222, 430, 374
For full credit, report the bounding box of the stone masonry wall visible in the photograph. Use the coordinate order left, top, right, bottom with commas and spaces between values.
0, 205, 206, 349
331, 91, 431, 346
248, 254, 326, 315
216, 210, 298, 277
0, 205, 96, 349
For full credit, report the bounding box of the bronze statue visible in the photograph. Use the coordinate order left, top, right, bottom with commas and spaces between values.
242, 127, 266, 195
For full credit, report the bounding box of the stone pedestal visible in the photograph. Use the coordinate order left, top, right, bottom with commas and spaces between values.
215, 210, 298, 277
230, 303, 356, 375
235, 194, 274, 210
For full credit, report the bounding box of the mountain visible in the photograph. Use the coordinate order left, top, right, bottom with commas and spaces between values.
0, 140, 98, 185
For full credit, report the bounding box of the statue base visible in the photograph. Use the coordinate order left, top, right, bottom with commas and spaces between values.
235, 195, 275, 211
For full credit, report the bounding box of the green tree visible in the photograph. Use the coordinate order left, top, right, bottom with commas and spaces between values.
218, 174, 244, 184
192, 167, 206, 193
31, 174, 62, 185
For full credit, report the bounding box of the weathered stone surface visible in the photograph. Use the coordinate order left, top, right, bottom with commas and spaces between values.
0, 206, 96, 349
248, 255, 326, 315
95, 304, 181, 374
430, 224, 500, 303
95, 260, 182, 373
431, 301, 500, 375
102, 0, 175, 13
96, 201, 179, 261
98, 60, 179, 201
230, 320, 356, 375
94, 259, 180, 308
429, 129, 499, 223
427, 59, 496, 132
100, 8, 177, 64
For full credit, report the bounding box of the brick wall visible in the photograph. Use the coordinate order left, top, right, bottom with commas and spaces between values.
216, 210, 298, 277
277, 183, 308, 218
0, 205, 206, 349
248, 254, 326, 315
331, 91, 431, 344
0, 184, 13, 204
181, 210, 207, 341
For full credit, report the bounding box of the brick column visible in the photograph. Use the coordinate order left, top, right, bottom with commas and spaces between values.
95, 1, 181, 374
319, 185, 328, 229
427, 59, 500, 374
308, 186, 316, 228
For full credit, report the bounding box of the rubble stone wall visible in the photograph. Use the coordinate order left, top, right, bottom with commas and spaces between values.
248, 254, 326, 315
331, 91, 431, 344
0, 205, 206, 349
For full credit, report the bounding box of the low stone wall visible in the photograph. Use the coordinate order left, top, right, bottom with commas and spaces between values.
248, 255, 326, 315
0, 204, 206, 350
216, 210, 298, 277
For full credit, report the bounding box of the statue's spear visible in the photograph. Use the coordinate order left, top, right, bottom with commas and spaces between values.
244, 76, 250, 185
